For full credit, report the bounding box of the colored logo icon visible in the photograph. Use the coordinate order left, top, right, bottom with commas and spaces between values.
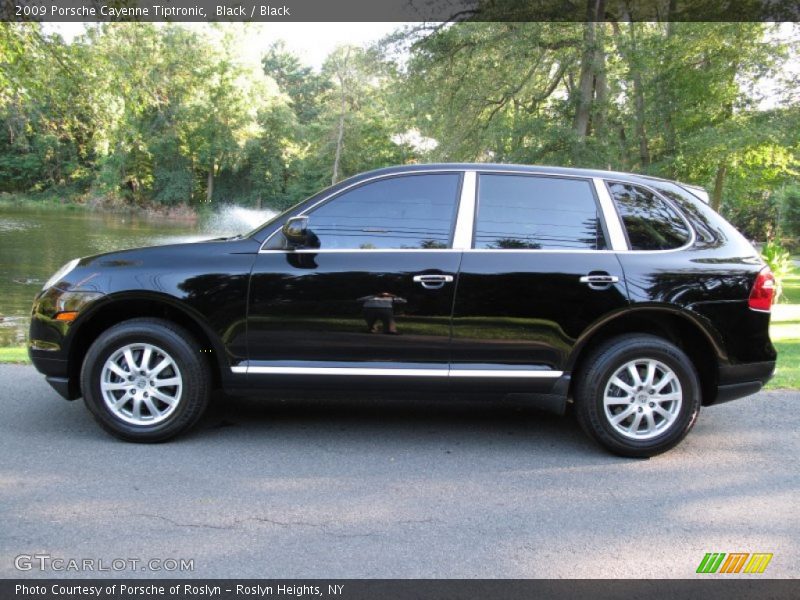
696, 553, 773, 574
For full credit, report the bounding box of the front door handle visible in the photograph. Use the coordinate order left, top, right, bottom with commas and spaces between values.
413, 274, 454, 289
579, 273, 620, 289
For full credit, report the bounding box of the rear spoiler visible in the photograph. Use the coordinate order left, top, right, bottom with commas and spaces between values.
679, 183, 710, 204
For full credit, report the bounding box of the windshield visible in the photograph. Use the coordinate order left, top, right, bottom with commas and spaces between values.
243, 210, 286, 239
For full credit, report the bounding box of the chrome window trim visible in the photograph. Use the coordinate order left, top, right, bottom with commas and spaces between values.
603, 178, 697, 254
258, 167, 636, 254
232, 365, 563, 378
593, 177, 629, 251
452, 171, 477, 250
257, 248, 462, 254
257, 248, 618, 254
255, 167, 697, 255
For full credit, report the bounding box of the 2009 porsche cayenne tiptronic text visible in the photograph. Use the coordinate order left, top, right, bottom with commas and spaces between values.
29, 164, 777, 456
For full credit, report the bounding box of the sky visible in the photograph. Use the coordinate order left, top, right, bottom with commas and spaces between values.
46, 22, 410, 69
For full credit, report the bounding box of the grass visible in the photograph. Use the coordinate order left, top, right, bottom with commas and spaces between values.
767, 261, 800, 389
0, 347, 28, 364
769, 340, 800, 389
0, 190, 87, 210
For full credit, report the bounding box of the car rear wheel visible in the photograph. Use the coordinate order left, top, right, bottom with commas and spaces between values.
574, 334, 701, 457
81, 318, 211, 442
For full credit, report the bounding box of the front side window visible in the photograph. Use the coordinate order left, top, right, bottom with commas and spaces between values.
474, 174, 606, 250
607, 182, 691, 251
304, 173, 460, 250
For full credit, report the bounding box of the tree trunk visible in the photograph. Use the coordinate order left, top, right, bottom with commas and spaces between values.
629, 22, 650, 166
617, 125, 631, 169
662, 4, 679, 170
573, 0, 605, 156
331, 49, 350, 186
711, 161, 727, 212
206, 163, 214, 204
592, 24, 608, 139
611, 20, 650, 168
332, 96, 345, 185
573, 20, 596, 140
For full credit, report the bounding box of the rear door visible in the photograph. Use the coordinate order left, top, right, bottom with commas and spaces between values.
245, 172, 463, 388
451, 173, 629, 392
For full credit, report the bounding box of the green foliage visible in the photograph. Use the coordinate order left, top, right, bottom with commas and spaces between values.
779, 185, 800, 243
761, 240, 793, 302
723, 192, 780, 241
401, 21, 800, 236
0, 20, 798, 228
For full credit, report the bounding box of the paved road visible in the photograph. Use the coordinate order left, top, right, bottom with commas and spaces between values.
0, 364, 797, 578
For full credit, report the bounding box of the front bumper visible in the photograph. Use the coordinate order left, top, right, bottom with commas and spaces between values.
45, 375, 78, 400
28, 349, 79, 400
29, 288, 104, 401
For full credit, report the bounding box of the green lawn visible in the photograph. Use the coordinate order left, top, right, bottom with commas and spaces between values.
0, 347, 28, 363
767, 261, 800, 389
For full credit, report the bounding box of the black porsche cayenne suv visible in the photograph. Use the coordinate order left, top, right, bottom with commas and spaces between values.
29, 164, 777, 456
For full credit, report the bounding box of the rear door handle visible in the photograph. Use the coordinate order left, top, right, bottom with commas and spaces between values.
413, 274, 454, 289
579, 273, 619, 288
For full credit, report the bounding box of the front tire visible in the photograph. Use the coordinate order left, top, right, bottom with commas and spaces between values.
574, 334, 701, 457
81, 318, 211, 442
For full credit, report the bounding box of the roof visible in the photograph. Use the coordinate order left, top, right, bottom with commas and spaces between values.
339, 162, 682, 188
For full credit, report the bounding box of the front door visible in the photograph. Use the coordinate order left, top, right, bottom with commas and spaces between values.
246, 172, 463, 388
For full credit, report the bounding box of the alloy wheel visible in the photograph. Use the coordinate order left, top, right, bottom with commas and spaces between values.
603, 358, 683, 440
100, 343, 183, 425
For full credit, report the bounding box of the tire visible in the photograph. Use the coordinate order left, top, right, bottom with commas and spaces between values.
81, 318, 211, 442
574, 334, 701, 458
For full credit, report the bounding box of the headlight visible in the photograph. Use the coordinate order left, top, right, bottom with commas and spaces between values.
43, 259, 79, 291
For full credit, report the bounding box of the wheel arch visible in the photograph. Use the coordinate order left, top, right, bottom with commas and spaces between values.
66, 292, 226, 398
566, 306, 725, 406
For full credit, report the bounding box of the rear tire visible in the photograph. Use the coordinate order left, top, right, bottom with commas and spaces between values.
574, 334, 701, 457
81, 318, 211, 442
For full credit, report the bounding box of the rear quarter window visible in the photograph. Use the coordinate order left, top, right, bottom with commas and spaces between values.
607, 182, 691, 251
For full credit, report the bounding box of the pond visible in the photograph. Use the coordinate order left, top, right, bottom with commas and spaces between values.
0, 205, 276, 346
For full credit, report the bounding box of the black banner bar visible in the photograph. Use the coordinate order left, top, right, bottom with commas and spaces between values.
3, 580, 800, 600
2, 0, 800, 23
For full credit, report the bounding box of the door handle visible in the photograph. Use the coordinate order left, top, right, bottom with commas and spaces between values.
413, 274, 454, 289
580, 273, 619, 288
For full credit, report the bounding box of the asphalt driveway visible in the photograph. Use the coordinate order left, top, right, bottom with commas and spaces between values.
0, 364, 797, 578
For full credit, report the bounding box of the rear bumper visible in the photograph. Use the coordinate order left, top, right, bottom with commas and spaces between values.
709, 360, 775, 406
714, 380, 764, 404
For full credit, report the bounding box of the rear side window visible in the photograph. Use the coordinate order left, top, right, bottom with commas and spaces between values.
475, 175, 606, 250
607, 182, 691, 250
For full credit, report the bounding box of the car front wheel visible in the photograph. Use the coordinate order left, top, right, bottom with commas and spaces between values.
81, 318, 211, 442
574, 334, 701, 457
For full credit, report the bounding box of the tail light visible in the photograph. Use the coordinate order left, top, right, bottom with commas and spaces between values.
748, 266, 776, 312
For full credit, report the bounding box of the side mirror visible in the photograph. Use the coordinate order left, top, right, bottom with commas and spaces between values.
282, 216, 309, 248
